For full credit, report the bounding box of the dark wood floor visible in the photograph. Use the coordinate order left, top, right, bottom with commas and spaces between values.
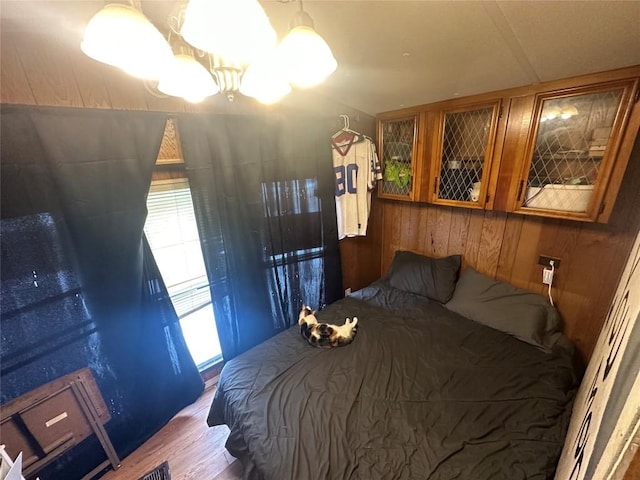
100, 386, 242, 480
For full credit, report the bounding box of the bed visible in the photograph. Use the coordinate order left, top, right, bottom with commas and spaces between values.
207, 252, 580, 480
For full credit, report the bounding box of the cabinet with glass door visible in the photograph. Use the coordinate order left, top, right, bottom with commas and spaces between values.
509, 79, 638, 222
427, 100, 502, 208
377, 112, 423, 201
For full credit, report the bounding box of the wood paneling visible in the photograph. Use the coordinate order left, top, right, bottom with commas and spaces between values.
459, 210, 483, 267
0, 27, 369, 124
157, 117, 184, 165
67, 36, 115, 109
494, 214, 523, 283
0, 31, 36, 105
13, 32, 84, 107
371, 137, 640, 363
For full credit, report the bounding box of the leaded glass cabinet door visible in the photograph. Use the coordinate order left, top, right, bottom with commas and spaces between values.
431, 101, 501, 207
378, 114, 419, 200
514, 79, 637, 221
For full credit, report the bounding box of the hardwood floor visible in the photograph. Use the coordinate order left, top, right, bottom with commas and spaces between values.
100, 386, 242, 480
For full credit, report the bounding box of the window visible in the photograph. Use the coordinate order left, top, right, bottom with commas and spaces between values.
144, 178, 222, 369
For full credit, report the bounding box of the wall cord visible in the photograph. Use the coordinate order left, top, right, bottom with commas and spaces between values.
548, 260, 555, 306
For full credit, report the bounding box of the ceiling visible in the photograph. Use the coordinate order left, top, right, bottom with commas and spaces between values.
2, 1, 640, 116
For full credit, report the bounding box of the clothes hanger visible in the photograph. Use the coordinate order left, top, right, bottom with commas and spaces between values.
331, 115, 366, 154
332, 115, 360, 139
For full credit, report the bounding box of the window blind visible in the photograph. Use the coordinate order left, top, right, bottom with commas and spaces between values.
144, 178, 211, 318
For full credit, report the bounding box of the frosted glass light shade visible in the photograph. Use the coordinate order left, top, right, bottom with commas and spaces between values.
157, 54, 219, 103
278, 25, 337, 88
560, 105, 579, 119
181, 0, 276, 66
81, 4, 173, 80
240, 54, 292, 104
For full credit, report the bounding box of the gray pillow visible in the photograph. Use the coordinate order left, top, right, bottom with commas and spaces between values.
387, 251, 461, 303
444, 268, 562, 351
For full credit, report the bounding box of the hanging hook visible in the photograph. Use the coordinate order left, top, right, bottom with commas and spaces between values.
339, 114, 350, 131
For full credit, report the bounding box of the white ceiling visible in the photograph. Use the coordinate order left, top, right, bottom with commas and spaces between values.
292, 0, 640, 115
2, 0, 640, 116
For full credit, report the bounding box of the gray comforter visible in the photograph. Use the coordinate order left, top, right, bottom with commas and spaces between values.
207, 283, 579, 480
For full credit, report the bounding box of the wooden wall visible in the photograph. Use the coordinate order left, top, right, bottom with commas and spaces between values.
0, 26, 371, 120
346, 131, 640, 364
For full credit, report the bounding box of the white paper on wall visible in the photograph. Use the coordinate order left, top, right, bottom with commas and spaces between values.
592, 371, 640, 480
554, 233, 640, 480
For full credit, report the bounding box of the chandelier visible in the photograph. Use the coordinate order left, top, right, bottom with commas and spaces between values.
80, 0, 337, 104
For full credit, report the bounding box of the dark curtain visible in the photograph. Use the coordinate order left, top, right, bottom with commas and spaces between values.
0, 105, 204, 478
178, 114, 342, 360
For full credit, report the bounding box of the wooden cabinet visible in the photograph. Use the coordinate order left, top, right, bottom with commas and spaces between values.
506, 78, 639, 222
377, 66, 640, 223
377, 112, 423, 201
0, 368, 120, 479
427, 99, 502, 208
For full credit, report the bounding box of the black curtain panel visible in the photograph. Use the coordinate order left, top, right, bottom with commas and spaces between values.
178, 114, 342, 361
0, 105, 204, 478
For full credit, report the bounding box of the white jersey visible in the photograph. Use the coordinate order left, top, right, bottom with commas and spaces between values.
332, 136, 382, 239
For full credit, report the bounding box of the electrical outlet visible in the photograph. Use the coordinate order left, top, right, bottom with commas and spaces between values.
345, 287, 352, 296
538, 255, 561, 269
543, 268, 554, 285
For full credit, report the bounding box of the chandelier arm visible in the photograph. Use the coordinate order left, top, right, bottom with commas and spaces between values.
168, 13, 181, 37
